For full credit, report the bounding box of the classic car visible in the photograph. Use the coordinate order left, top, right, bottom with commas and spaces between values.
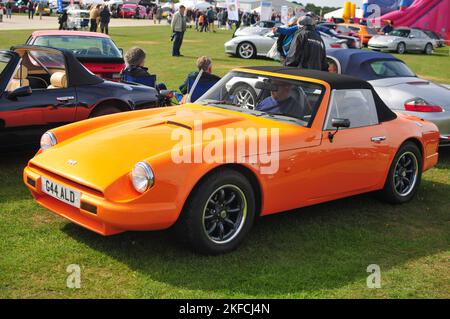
120, 4, 147, 19
225, 30, 347, 59
368, 28, 437, 54
326, 49, 450, 146
0, 45, 163, 148
26, 31, 125, 81
24, 67, 439, 254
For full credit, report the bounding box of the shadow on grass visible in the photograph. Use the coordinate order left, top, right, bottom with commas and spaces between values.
61, 179, 450, 296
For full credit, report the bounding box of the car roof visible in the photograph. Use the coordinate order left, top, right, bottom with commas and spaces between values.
326, 49, 402, 81
31, 30, 111, 39
239, 66, 373, 90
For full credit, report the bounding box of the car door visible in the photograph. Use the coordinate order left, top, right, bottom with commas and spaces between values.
408, 30, 422, 50
0, 49, 78, 143
306, 89, 392, 200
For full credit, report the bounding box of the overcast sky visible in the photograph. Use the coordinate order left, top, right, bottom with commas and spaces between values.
293, 0, 364, 8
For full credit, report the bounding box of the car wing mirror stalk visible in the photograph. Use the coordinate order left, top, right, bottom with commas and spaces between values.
7, 86, 32, 100
328, 118, 350, 143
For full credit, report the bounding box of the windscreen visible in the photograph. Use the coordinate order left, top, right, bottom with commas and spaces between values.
196, 71, 325, 127
33, 36, 122, 59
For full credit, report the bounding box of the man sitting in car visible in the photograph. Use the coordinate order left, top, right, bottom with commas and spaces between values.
256, 80, 306, 118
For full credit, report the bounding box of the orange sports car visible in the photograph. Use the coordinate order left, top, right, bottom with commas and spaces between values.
23, 67, 440, 254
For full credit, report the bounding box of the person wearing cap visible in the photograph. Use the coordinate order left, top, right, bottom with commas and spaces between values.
285, 15, 328, 71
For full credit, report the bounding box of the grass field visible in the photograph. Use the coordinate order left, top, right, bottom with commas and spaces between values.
0, 26, 449, 298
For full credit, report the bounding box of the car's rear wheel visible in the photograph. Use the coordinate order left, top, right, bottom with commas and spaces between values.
424, 43, 433, 55
379, 142, 422, 204
89, 105, 122, 118
397, 42, 406, 54
230, 83, 257, 109
175, 168, 256, 255
237, 42, 256, 59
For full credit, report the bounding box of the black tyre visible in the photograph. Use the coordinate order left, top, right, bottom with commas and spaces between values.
230, 83, 257, 109
397, 42, 406, 54
237, 42, 256, 59
379, 142, 422, 204
176, 168, 256, 255
89, 105, 122, 118
424, 43, 433, 55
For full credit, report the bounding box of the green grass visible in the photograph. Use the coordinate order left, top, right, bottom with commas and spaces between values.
0, 26, 449, 298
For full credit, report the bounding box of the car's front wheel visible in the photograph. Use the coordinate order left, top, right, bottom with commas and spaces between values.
379, 142, 422, 204
424, 43, 433, 55
176, 168, 256, 254
397, 42, 406, 54
237, 42, 256, 59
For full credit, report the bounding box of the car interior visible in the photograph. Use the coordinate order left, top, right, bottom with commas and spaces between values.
6, 49, 68, 92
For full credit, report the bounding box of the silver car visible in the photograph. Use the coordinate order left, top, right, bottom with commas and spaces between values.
368, 28, 437, 54
233, 21, 283, 37
225, 31, 347, 59
327, 49, 450, 146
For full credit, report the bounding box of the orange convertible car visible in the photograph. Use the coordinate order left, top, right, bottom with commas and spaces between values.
24, 67, 440, 254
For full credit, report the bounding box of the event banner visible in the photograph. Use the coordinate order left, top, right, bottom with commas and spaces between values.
226, 0, 239, 21
281, 5, 288, 24
260, 1, 272, 21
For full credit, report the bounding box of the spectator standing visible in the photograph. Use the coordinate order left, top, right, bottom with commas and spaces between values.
37, 0, 44, 20
152, 6, 157, 24
285, 16, 327, 71
100, 5, 111, 34
207, 7, 215, 32
381, 20, 393, 34
5, 0, 12, 19
28, 0, 35, 19
89, 5, 99, 32
58, 10, 68, 30
157, 6, 163, 24
171, 5, 187, 57
0, 4, 4, 22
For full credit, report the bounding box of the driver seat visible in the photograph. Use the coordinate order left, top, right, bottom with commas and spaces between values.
7, 66, 29, 92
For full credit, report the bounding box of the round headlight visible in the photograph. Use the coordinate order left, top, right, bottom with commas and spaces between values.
40, 131, 57, 151
131, 161, 154, 193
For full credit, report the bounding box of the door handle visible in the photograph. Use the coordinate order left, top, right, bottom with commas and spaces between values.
371, 136, 386, 142
56, 96, 75, 102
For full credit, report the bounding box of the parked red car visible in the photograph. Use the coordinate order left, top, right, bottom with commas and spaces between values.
120, 4, 147, 19
26, 31, 125, 81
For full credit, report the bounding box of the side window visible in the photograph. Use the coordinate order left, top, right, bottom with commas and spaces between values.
325, 89, 379, 130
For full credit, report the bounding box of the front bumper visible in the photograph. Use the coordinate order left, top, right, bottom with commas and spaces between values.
368, 42, 397, 51
24, 165, 179, 236
224, 41, 238, 55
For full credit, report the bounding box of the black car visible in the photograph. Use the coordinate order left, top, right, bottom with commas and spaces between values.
0, 45, 165, 148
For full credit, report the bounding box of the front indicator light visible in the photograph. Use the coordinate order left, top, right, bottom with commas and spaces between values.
40, 131, 57, 151
131, 161, 154, 193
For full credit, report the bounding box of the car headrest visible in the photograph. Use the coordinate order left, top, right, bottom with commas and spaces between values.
14, 66, 28, 80
50, 72, 67, 88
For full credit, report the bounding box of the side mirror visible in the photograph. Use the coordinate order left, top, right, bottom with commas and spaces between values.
7, 86, 32, 100
119, 48, 124, 56
328, 118, 350, 143
332, 118, 350, 128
